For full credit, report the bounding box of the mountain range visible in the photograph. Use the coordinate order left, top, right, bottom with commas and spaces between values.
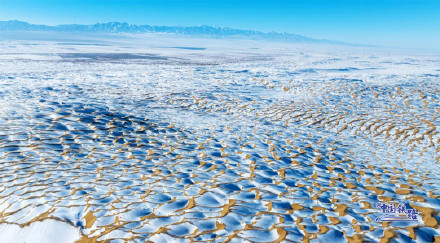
0, 20, 341, 44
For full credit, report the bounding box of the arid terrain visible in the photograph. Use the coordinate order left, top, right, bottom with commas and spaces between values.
0, 35, 439, 242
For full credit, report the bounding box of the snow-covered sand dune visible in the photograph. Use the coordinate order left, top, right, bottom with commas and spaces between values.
0, 34, 439, 242
0, 220, 80, 243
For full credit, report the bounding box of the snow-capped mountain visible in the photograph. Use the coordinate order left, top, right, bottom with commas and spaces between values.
0, 20, 339, 43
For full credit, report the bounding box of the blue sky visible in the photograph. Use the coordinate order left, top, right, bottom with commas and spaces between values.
1, 0, 439, 49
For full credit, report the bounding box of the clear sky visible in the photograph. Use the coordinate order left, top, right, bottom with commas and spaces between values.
1, 0, 439, 49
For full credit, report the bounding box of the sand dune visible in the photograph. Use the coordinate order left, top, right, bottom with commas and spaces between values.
0, 35, 439, 242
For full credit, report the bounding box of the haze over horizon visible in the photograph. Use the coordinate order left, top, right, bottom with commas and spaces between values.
0, 0, 439, 50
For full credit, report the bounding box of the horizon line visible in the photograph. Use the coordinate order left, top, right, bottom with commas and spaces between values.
1, 19, 347, 44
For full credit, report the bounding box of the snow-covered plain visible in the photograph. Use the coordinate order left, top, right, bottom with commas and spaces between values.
0, 33, 440, 242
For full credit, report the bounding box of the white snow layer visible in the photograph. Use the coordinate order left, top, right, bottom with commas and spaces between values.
0, 220, 80, 243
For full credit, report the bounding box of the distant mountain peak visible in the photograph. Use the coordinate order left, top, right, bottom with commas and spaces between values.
0, 20, 340, 44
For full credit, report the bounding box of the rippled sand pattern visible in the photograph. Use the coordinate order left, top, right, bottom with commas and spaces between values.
1, 42, 440, 242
